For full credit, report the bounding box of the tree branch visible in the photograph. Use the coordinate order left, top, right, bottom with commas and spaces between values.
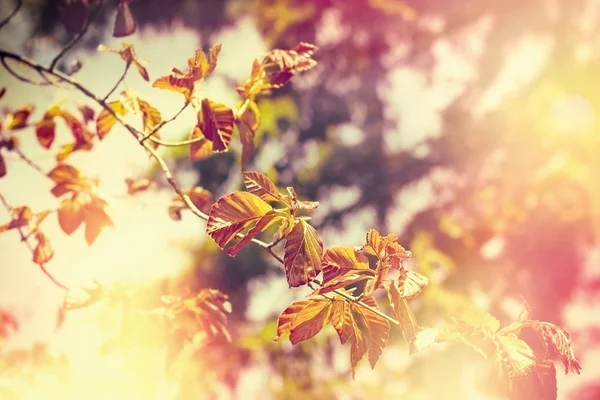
0, 48, 400, 326
0, 0, 22, 31
102, 63, 129, 101
49, 0, 104, 71
139, 101, 190, 143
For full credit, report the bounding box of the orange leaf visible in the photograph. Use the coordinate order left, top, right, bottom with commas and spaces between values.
138, 99, 162, 134
32, 231, 53, 264
96, 100, 128, 140
125, 177, 154, 195
330, 299, 354, 345
349, 316, 368, 379
320, 246, 374, 294
385, 280, 418, 345
283, 219, 323, 287
275, 299, 311, 340
226, 211, 278, 256
289, 297, 333, 345
355, 296, 390, 368
152, 44, 222, 98
236, 101, 260, 164
83, 197, 113, 245
188, 128, 214, 161
206, 192, 272, 248
58, 195, 84, 235
197, 98, 234, 152
243, 171, 282, 202
98, 42, 149, 81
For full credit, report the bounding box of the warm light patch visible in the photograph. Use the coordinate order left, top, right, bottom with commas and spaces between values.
549, 94, 597, 134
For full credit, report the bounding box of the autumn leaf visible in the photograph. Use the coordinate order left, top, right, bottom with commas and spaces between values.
82, 196, 114, 245
168, 186, 214, 220
190, 98, 234, 159
243, 171, 282, 202
153, 45, 222, 99
125, 177, 155, 195
261, 42, 318, 87
226, 211, 278, 256
453, 307, 500, 335
236, 100, 260, 164
384, 279, 418, 344
397, 268, 429, 299
349, 315, 369, 378
496, 334, 536, 378
330, 299, 354, 345
47, 164, 96, 197
509, 358, 557, 400
137, 99, 162, 135
4, 105, 33, 130
283, 219, 323, 287
275, 298, 311, 340
35, 118, 56, 149
0, 206, 31, 234
275, 296, 332, 344
206, 192, 272, 249
284, 186, 319, 212
288, 297, 333, 344
113, 0, 137, 38
158, 288, 232, 344
320, 246, 374, 294
98, 42, 149, 81
78, 105, 95, 123
96, 100, 128, 140
58, 194, 84, 235
0, 153, 5, 178
355, 296, 390, 368
537, 322, 582, 374
32, 231, 54, 264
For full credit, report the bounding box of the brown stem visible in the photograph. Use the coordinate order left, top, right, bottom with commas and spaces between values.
140, 101, 190, 143
0, 0, 22, 31
102, 63, 129, 101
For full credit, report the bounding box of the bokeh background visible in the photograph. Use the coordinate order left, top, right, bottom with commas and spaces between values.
1, 0, 600, 399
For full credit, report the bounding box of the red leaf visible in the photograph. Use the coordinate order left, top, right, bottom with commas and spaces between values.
283, 219, 323, 287
35, 119, 56, 149
226, 211, 278, 256
113, 0, 137, 38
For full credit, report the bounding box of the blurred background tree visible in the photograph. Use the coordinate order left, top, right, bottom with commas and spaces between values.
1, 0, 599, 399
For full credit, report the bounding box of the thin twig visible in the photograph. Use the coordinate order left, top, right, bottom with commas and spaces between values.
0, 48, 400, 326
13, 146, 47, 177
140, 102, 190, 143
0, 193, 68, 291
0, 0, 22, 31
103, 63, 129, 101
49, 0, 104, 71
